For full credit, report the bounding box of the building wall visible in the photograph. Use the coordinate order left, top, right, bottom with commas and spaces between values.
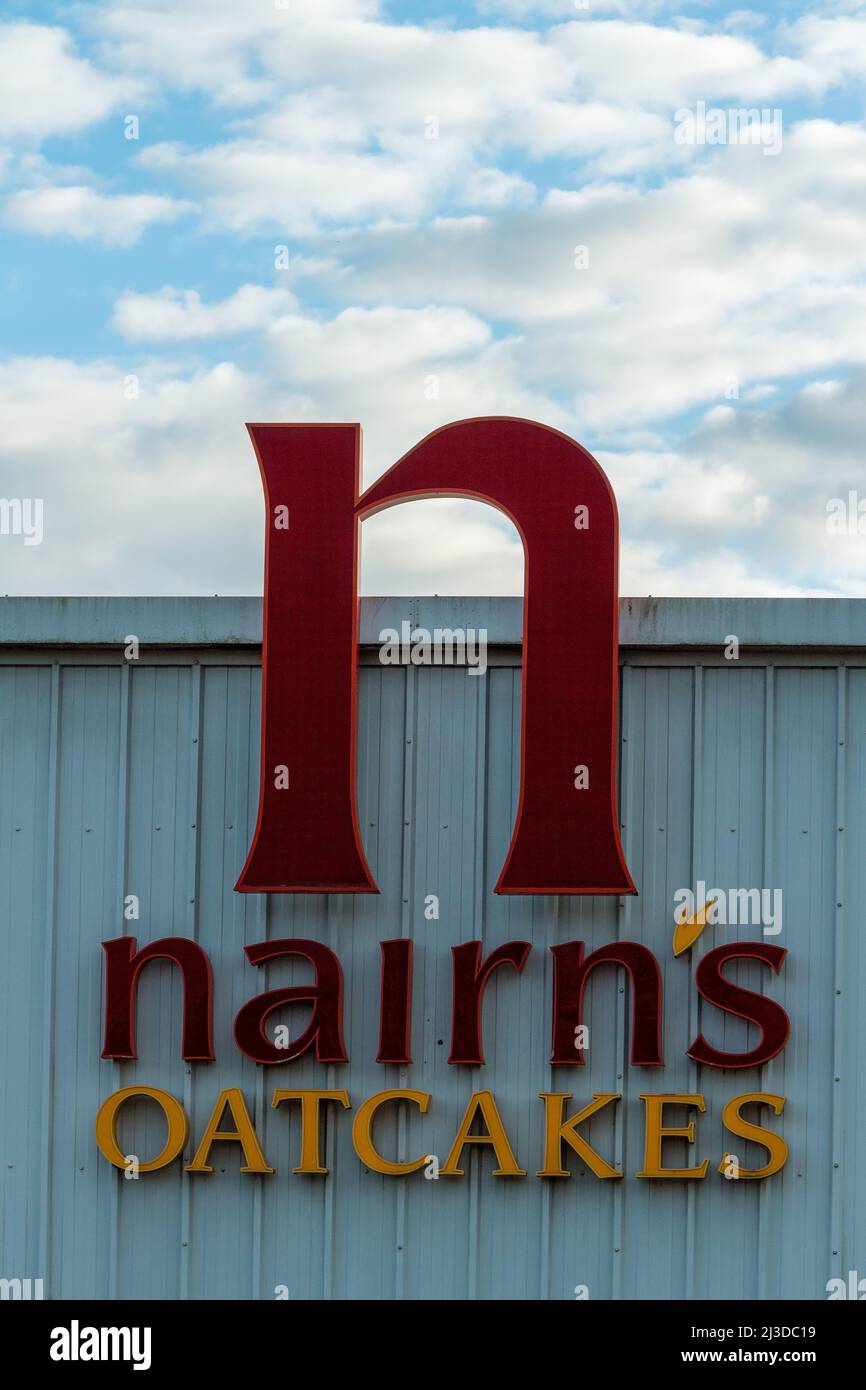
1, 598, 864, 1300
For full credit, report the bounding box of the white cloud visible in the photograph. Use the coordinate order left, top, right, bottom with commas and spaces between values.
305, 119, 866, 430
553, 20, 818, 106
359, 497, 524, 596
2, 1, 866, 603
605, 369, 866, 598
4, 185, 194, 246
93, 0, 379, 106
112, 284, 298, 341
266, 305, 493, 385
0, 23, 129, 141
475, 1, 672, 15
788, 13, 866, 86
0, 357, 283, 594
3, 347, 866, 600
0, 331, 565, 597
139, 137, 472, 235
111, 6, 844, 232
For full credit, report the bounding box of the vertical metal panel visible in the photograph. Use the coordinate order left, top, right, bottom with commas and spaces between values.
1, 605, 864, 1300
693, 664, 766, 1299
841, 669, 866, 1277
0, 665, 55, 1287
617, 667, 696, 1300
765, 669, 837, 1297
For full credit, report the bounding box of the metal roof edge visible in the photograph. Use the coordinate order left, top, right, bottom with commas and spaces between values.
0, 595, 865, 649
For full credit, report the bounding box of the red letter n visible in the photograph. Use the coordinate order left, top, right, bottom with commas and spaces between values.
550, 941, 663, 1066
101, 936, 215, 1061
235, 418, 636, 896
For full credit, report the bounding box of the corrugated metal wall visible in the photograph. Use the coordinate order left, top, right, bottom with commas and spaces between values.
1, 598, 864, 1301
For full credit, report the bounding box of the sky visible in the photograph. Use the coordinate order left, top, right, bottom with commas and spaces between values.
0, 0, 865, 598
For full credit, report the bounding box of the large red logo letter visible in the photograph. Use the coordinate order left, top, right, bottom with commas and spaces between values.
236, 417, 635, 896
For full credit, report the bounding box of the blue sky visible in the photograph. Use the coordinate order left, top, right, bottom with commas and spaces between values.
1, 0, 865, 596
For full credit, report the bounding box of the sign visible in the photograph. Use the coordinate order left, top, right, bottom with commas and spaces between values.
93, 417, 791, 1186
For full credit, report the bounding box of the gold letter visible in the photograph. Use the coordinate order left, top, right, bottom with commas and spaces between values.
95, 1085, 188, 1172
272, 1089, 351, 1173
719, 1093, 787, 1178
537, 1092, 622, 1178
186, 1088, 273, 1174
637, 1093, 709, 1179
351, 1090, 431, 1174
441, 1091, 525, 1177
